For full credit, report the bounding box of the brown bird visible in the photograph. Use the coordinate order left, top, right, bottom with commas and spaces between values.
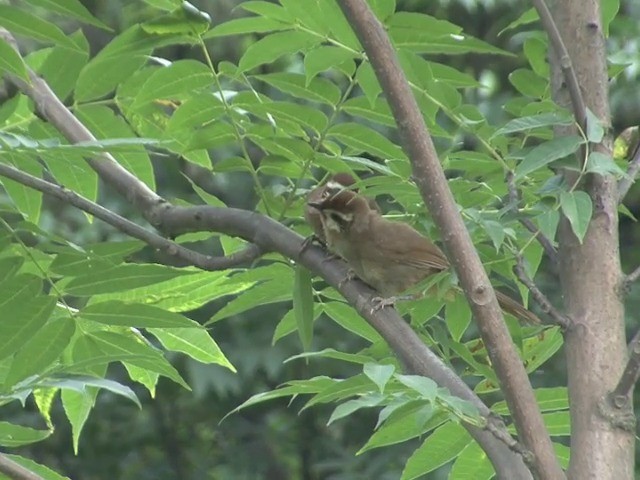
304, 173, 380, 247
307, 188, 540, 324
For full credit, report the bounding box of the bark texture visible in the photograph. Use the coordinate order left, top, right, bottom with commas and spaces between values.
549, 1, 634, 478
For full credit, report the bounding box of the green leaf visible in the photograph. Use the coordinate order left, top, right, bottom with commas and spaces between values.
536, 210, 559, 243
26, 0, 111, 30
87, 331, 189, 389
509, 68, 547, 98
61, 387, 96, 454
359, 402, 444, 453
148, 327, 235, 371
0, 421, 51, 447
448, 441, 495, 480
5, 317, 76, 388
523, 326, 564, 373
601, 0, 620, 37
560, 191, 592, 243
1, 154, 43, 223
500, 7, 537, 34
0, 454, 67, 480
363, 363, 395, 393
80, 301, 200, 328
0, 38, 29, 84
88, 270, 237, 312
41, 375, 141, 408
327, 394, 385, 425
585, 152, 626, 177
445, 298, 472, 342
240, 1, 295, 24
75, 105, 155, 191
493, 387, 568, 414
515, 135, 584, 177
39, 30, 90, 101
493, 112, 573, 137
328, 123, 406, 160
395, 374, 437, 401
0, 294, 56, 361
293, 265, 315, 352
254, 72, 341, 105
355, 62, 382, 106
543, 411, 571, 436
304, 45, 356, 82
401, 422, 471, 479
0, 5, 78, 49
0, 256, 23, 283
132, 60, 214, 109
586, 108, 605, 143
239, 30, 319, 72
142, 3, 211, 35
323, 302, 383, 343
64, 264, 197, 296
205, 16, 288, 38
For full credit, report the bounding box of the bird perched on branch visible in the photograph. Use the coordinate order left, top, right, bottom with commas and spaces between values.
304, 172, 380, 248
307, 186, 540, 324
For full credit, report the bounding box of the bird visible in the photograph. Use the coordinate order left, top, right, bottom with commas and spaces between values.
304, 172, 380, 248
306, 188, 541, 324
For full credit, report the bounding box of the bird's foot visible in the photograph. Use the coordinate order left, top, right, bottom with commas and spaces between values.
370, 296, 397, 312
338, 269, 357, 289
300, 234, 324, 253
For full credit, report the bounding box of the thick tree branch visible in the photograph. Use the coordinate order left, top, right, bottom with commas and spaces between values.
531, 0, 587, 132
506, 172, 559, 266
0, 30, 531, 478
0, 163, 260, 269
0, 454, 44, 480
335, 1, 563, 478
513, 254, 570, 328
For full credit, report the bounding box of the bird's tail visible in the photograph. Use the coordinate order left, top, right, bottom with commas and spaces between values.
495, 291, 541, 325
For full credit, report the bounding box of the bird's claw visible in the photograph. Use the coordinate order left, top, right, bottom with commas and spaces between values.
300, 234, 323, 253
370, 296, 397, 313
338, 269, 357, 288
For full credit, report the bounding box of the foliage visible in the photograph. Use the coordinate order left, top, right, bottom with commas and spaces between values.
0, 0, 637, 479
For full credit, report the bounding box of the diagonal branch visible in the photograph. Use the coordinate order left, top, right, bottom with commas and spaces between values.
531, 0, 587, 132
610, 330, 640, 405
513, 254, 571, 328
0, 163, 260, 270
0, 454, 44, 480
0, 29, 531, 478
335, 1, 563, 478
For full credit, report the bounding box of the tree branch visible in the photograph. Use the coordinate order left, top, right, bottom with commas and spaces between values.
610, 330, 640, 405
506, 172, 559, 266
0, 163, 261, 270
531, 0, 587, 132
0, 29, 531, 478
335, 1, 563, 478
513, 254, 571, 328
0, 454, 44, 480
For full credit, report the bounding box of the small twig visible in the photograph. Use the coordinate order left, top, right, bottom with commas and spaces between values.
506, 172, 559, 266
513, 254, 571, 328
485, 414, 534, 465
624, 265, 640, 289
610, 330, 640, 406
617, 131, 640, 203
0, 454, 44, 480
531, 0, 587, 132
0, 163, 261, 270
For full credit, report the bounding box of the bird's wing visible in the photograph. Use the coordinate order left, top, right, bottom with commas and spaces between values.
369, 218, 449, 271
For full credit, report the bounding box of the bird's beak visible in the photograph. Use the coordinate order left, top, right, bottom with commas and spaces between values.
307, 201, 324, 211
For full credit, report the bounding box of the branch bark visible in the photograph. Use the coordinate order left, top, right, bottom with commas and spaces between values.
0, 454, 44, 480
335, 1, 563, 478
0, 29, 532, 479
546, 1, 633, 479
